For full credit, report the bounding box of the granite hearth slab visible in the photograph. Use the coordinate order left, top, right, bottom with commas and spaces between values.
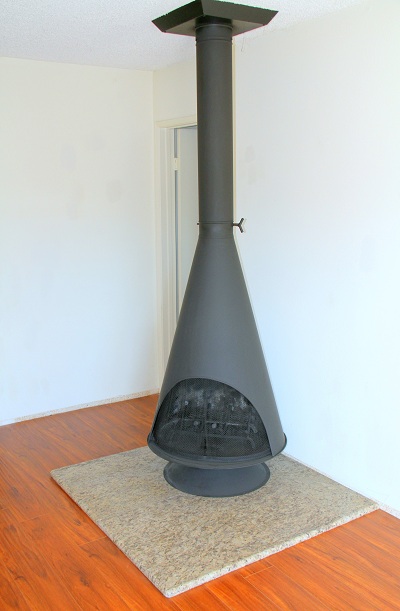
51, 447, 377, 597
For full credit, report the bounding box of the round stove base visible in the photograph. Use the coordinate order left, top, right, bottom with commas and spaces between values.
163, 461, 270, 497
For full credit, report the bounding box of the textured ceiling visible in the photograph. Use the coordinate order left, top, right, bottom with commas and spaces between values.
1, 0, 364, 71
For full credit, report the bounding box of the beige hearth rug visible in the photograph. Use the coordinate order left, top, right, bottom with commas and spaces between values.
51, 447, 377, 597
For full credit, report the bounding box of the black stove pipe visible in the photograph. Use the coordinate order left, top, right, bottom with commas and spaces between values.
196, 17, 233, 226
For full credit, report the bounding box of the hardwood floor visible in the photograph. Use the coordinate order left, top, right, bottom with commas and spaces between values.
1, 394, 399, 610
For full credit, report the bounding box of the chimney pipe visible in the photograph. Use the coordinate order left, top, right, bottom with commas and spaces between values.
196, 17, 234, 226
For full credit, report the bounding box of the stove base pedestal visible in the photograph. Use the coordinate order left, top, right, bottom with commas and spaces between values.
164, 462, 270, 497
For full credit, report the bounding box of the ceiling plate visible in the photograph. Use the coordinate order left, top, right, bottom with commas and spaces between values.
153, 0, 278, 37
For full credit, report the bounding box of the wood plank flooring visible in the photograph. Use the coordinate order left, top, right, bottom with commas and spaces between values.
1, 394, 399, 610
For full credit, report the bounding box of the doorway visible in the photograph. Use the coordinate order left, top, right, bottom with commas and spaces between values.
157, 122, 198, 376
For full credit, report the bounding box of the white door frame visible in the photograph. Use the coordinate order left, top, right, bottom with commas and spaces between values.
154, 115, 197, 384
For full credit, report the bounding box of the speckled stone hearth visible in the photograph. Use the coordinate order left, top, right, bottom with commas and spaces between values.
51, 447, 377, 597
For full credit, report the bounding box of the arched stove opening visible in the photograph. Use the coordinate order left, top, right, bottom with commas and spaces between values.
150, 378, 272, 463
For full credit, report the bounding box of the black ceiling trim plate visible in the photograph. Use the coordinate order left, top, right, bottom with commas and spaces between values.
153, 0, 278, 37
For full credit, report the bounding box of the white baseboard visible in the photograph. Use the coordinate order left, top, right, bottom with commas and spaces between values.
1, 388, 160, 427
379, 504, 400, 519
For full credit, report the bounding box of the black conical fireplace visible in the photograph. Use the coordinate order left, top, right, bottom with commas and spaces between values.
148, 0, 286, 497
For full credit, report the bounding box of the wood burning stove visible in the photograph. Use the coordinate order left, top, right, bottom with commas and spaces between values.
148, 0, 286, 497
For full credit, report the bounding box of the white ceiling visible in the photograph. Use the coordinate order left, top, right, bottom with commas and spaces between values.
1, 0, 364, 71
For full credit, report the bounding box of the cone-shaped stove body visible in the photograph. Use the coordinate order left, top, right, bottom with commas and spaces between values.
148, 1, 286, 496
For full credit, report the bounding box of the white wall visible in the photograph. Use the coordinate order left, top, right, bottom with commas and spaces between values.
153, 59, 196, 124
0, 58, 158, 424
235, 0, 400, 512
153, 0, 400, 512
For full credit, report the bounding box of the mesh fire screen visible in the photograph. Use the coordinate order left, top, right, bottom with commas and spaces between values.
153, 378, 271, 459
